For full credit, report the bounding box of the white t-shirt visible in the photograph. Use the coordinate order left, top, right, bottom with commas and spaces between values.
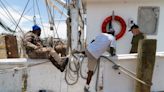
87, 33, 116, 59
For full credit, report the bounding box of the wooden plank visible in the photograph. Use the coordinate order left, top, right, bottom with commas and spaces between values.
0, 35, 7, 58
0, 35, 19, 59
135, 39, 157, 92
0, 49, 7, 59
5, 35, 19, 58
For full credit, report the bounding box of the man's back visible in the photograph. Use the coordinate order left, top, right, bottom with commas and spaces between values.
87, 33, 116, 59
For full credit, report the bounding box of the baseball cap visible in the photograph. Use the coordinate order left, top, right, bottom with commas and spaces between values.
129, 24, 139, 31
32, 25, 41, 31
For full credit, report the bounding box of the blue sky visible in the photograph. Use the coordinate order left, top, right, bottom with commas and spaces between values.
0, 0, 67, 39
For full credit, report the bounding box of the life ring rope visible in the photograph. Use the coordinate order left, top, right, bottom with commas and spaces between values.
101, 15, 126, 40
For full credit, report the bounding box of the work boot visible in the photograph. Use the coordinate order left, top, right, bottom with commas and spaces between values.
49, 56, 61, 70
60, 57, 69, 72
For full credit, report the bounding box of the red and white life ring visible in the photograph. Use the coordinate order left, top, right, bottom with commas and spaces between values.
101, 15, 126, 40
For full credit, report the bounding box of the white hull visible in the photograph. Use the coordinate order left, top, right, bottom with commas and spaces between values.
0, 52, 164, 92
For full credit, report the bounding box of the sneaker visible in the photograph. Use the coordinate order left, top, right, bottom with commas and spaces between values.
84, 85, 90, 92
60, 57, 69, 72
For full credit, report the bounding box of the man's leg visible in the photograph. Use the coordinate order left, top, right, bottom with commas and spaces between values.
48, 47, 69, 72
84, 50, 98, 92
48, 55, 61, 70
86, 71, 94, 85
35, 47, 68, 72
84, 70, 94, 92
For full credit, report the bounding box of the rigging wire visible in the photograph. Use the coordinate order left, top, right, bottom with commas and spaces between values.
45, 0, 65, 44
46, 0, 68, 17
53, 7, 65, 40
0, 1, 18, 28
14, 0, 31, 32
5, 0, 40, 24
36, 0, 46, 37
45, 0, 56, 38
0, 9, 14, 25
97, 56, 152, 88
33, 0, 36, 21
45, 0, 51, 26
0, 3, 17, 29
0, 0, 23, 32
0, 18, 15, 33
2, 0, 35, 23
1, 1, 49, 30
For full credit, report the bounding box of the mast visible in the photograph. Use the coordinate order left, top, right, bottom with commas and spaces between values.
67, 0, 86, 52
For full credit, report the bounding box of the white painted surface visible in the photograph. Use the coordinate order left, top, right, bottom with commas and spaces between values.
86, 0, 164, 54
0, 52, 164, 92
71, 8, 79, 50
103, 54, 164, 92
0, 71, 22, 92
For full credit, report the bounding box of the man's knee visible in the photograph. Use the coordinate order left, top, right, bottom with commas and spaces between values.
41, 47, 54, 52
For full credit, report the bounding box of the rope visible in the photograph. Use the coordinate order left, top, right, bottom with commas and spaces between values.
65, 55, 80, 85
77, 30, 82, 50
99, 56, 152, 86
65, 53, 87, 85
79, 55, 87, 79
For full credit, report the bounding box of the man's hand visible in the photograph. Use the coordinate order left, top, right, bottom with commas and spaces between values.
110, 47, 116, 56
34, 46, 41, 50
36, 42, 43, 47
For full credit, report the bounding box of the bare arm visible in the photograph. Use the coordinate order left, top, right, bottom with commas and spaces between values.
23, 33, 40, 49
107, 47, 116, 56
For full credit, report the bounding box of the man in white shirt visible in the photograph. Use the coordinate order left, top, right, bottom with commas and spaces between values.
72, 30, 116, 92
85, 31, 116, 92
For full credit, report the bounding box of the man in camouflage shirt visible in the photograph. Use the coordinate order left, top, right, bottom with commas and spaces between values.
23, 25, 68, 72
129, 24, 144, 53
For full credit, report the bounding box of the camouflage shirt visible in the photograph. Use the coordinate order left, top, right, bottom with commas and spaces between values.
130, 33, 144, 53
23, 31, 42, 52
